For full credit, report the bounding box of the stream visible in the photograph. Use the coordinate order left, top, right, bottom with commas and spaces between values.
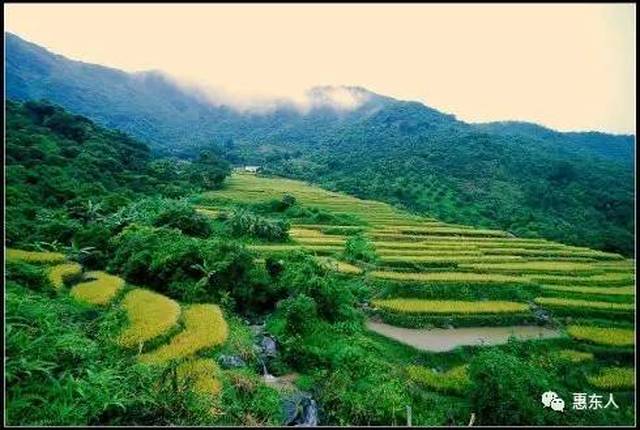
366, 321, 563, 352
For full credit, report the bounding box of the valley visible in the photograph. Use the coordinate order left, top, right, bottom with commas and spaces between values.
3, 12, 636, 426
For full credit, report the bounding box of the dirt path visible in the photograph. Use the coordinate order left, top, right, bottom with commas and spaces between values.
366, 321, 562, 352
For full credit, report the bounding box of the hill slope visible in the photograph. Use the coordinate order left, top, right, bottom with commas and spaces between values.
5, 32, 635, 255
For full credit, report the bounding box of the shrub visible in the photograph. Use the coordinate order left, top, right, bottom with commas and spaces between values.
226, 208, 289, 241
112, 198, 212, 238
344, 234, 377, 264
468, 349, 557, 426
279, 294, 318, 336
5, 261, 50, 291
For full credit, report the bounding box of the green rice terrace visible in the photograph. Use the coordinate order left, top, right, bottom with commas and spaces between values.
5, 172, 636, 426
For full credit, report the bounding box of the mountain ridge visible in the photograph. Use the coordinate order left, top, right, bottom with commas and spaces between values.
5, 31, 635, 255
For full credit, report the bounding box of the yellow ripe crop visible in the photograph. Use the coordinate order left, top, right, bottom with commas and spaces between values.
534, 297, 634, 311
397, 227, 509, 237
566, 326, 634, 347
370, 270, 528, 284
554, 349, 594, 363
47, 263, 82, 290
372, 298, 529, 314
462, 261, 598, 273
406, 365, 470, 395
6, 248, 66, 264
117, 289, 181, 348
248, 244, 342, 253
377, 249, 481, 256
140, 304, 228, 365
295, 237, 346, 245
378, 255, 523, 264
176, 358, 223, 396
541, 285, 635, 296
70, 271, 125, 305
531, 273, 634, 286
587, 367, 635, 390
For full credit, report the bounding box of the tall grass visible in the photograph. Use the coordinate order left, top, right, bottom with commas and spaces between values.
176, 358, 223, 396
406, 365, 470, 395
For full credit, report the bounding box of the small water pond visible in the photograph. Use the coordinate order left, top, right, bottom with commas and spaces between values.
366, 321, 563, 352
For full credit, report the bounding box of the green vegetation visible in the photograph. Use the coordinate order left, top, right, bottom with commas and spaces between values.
587, 367, 635, 390
406, 365, 470, 395
8, 32, 634, 256
4, 101, 635, 426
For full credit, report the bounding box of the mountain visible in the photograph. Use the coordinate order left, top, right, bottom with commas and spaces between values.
5, 32, 636, 255
473, 121, 634, 165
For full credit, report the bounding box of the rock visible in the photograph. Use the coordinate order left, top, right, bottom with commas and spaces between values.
283, 392, 318, 426
250, 324, 265, 336
218, 354, 246, 369
533, 308, 551, 324
261, 335, 277, 357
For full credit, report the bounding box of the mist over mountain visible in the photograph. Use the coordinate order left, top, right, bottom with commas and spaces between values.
5, 32, 635, 255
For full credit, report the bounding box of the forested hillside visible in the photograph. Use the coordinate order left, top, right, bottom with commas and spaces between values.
6, 32, 635, 255
5, 99, 230, 251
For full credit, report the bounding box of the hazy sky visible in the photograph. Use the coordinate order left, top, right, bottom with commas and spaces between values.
5, 4, 636, 133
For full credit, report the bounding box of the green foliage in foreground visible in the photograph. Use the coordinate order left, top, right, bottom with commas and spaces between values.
5, 281, 211, 426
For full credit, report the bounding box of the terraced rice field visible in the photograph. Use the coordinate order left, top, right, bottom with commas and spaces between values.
70, 271, 126, 305
541, 285, 635, 296
587, 367, 635, 390
566, 326, 635, 347
47, 263, 82, 290
533, 297, 635, 312
200, 173, 635, 396
6, 248, 66, 264
372, 299, 529, 315
140, 304, 229, 364
118, 289, 181, 348
7, 250, 232, 401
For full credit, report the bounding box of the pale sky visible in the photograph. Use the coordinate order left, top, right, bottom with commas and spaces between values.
4, 3, 636, 134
